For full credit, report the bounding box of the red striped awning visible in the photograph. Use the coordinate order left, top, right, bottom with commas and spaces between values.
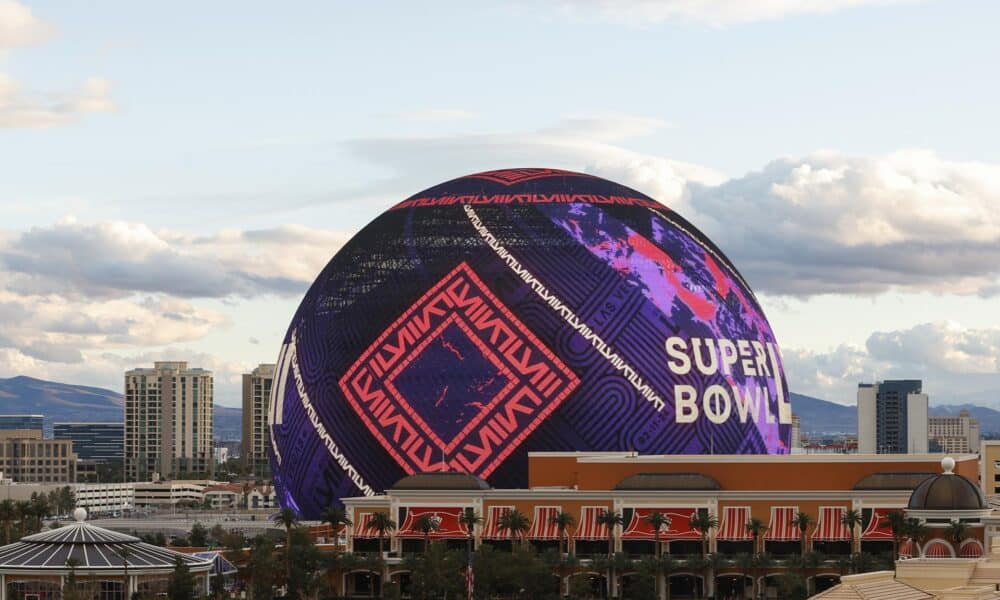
813, 506, 852, 541
526, 506, 562, 540
862, 508, 900, 540
924, 541, 952, 558
959, 540, 984, 558
899, 538, 916, 558
482, 506, 513, 540
397, 507, 469, 539
765, 506, 799, 541
353, 513, 378, 539
717, 507, 752, 541
622, 508, 700, 540
575, 506, 611, 541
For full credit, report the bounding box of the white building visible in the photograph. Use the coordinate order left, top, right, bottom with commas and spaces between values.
247, 485, 277, 510
72, 482, 135, 515
134, 480, 209, 509
125, 361, 214, 481
929, 409, 981, 454
203, 484, 242, 509
857, 380, 928, 454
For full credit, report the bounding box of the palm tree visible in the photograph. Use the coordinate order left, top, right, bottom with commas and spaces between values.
320, 506, 352, 542
498, 509, 530, 552
458, 508, 482, 558
552, 511, 575, 557
413, 513, 441, 554
271, 507, 298, 586
689, 512, 719, 559
945, 520, 968, 553
0, 500, 15, 544
117, 545, 132, 600
885, 510, 907, 561
644, 512, 671, 600
841, 509, 863, 561
745, 518, 768, 599
792, 511, 812, 559
596, 510, 624, 598
370, 511, 397, 558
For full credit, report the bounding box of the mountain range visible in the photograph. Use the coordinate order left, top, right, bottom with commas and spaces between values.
0, 375, 242, 441
2, 375, 996, 441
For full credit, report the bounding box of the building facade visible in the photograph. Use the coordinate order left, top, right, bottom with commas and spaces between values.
241, 363, 274, 479
0, 430, 77, 483
857, 379, 928, 454
0, 415, 43, 432
72, 482, 135, 515
53, 422, 124, 463
929, 409, 980, 454
124, 362, 214, 481
133, 480, 208, 509
342, 452, 983, 598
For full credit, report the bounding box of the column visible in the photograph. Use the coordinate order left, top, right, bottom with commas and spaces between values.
2, 573, 6, 600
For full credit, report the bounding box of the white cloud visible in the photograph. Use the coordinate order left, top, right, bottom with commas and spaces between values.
344, 115, 726, 205
783, 321, 1000, 405
545, 0, 913, 26
677, 150, 1000, 297
0, 74, 116, 128
0, 220, 349, 299
384, 108, 478, 121
0, 0, 54, 48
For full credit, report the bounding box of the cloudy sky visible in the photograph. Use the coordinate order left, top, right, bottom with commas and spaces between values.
1, 0, 998, 408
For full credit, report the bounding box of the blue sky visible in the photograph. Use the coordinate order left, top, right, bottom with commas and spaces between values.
1, 0, 999, 407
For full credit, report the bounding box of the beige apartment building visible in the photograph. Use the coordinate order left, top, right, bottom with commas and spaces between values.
241, 363, 275, 478
124, 361, 214, 481
0, 429, 77, 483
929, 409, 980, 454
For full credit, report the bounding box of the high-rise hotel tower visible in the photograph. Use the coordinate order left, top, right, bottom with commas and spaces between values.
124, 361, 214, 481
242, 363, 275, 478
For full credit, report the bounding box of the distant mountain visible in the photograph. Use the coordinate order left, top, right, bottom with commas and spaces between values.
790, 392, 856, 435
0, 375, 242, 441
930, 404, 1000, 436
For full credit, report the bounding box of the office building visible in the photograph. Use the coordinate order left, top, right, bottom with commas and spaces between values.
857, 380, 928, 454
54, 422, 124, 463
0, 429, 77, 483
929, 409, 980, 454
241, 363, 274, 479
0, 415, 43, 432
124, 361, 214, 481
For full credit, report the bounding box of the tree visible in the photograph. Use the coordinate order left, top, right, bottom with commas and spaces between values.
189, 522, 208, 547
885, 510, 908, 561
793, 511, 812, 558
117, 546, 132, 600
414, 513, 442, 554
271, 507, 298, 586
64, 557, 86, 600
744, 518, 768, 599
167, 556, 198, 600
287, 527, 325, 600
371, 511, 397, 558
841, 509, 863, 559
596, 510, 624, 598
458, 508, 482, 558
689, 512, 719, 559
552, 511, 575, 557
945, 520, 969, 550
403, 542, 464, 600
643, 512, 671, 600
0, 500, 15, 544
246, 536, 278, 600
320, 506, 351, 541
498, 509, 530, 552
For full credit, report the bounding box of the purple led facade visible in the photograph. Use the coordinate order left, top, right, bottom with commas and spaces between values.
269, 168, 792, 517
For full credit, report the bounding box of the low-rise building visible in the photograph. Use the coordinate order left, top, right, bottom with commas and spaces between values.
73, 481, 135, 515
248, 484, 277, 510
0, 429, 77, 483
134, 480, 209, 509
203, 483, 242, 509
